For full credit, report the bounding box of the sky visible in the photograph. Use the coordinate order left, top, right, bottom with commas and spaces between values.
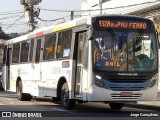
0, 0, 81, 33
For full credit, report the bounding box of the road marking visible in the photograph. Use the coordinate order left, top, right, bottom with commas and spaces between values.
50, 107, 74, 114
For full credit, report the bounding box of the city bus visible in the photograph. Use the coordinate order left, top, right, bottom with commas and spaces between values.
1, 15, 159, 110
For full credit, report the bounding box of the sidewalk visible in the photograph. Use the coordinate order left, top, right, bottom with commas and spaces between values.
125, 92, 160, 111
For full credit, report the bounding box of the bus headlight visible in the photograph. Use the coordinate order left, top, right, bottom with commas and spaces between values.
95, 75, 104, 88
148, 74, 158, 88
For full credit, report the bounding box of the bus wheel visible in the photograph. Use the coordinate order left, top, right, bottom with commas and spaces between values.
52, 97, 59, 101
109, 103, 124, 110
17, 81, 32, 101
61, 83, 75, 109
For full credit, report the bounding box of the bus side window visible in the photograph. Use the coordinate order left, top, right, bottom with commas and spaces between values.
62, 30, 72, 58
43, 33, 56, 60
56, 32, 62, 59
29, 39, 34, 62
20, 41, 30, 63
56, 30, 72, 59
35, 39, 41, 63
12, 43, 20, 63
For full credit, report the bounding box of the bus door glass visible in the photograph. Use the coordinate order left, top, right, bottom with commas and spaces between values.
33, 37, 43, 83
75, 31, 87, 96
6, 46, 12, 90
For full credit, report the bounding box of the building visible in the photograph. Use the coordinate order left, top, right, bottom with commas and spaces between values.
80, 0, 160, 91
80, 0, 160, 16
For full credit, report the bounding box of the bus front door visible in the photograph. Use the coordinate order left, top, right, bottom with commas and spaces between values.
6, 47, 12, 90
32, 37, 43, 96
75, 31, 87, 97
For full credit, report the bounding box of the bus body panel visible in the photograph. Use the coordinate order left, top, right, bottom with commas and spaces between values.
9, 60, 74, 97
87, 84, 158, 101
1, 66, 7, 90
81, 69, 88, 101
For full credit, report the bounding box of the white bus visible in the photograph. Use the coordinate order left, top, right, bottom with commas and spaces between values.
2, 15, 159, 110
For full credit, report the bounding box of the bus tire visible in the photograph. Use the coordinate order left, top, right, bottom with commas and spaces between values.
52, 97, 60, 101
61, 83, 75, 109
109, 103, 124, 110
17, 81, 32, 101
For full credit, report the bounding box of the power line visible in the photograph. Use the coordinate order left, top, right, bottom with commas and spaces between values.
0, 11, 24, 16
0, 9, 23, 13
3, 14, 25, 32
36, 15, 70, 22
0, 14, 24, 21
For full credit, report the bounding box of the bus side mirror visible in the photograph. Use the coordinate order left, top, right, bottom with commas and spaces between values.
88, 27, 93, 40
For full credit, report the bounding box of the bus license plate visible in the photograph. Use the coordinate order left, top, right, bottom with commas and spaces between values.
121, 92, 132, 96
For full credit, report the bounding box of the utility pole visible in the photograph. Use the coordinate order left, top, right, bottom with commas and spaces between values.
71, 11, 74, 20
20, 0, 42, 32
29, 5, 35, 31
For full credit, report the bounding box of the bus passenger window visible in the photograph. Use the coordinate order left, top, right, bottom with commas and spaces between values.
12, 43, 20, 63
35, 39, 41, 63
56, 30, 72, 59
20, 41, 30, 63
43, 33, 56, 60
29, 40, 34, 62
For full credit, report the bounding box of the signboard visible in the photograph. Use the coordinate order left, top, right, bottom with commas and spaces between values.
99, 20, 147, 29
92, 16, 152, 31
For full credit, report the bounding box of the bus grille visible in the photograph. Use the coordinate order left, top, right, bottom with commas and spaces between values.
104, 76, 148, 83
111, 93, 142, 99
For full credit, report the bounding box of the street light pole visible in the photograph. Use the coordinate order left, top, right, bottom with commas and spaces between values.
99, 0, 103, 14
71, 11, 74, 20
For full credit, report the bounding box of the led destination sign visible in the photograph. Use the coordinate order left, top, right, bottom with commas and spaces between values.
99, 20, 147, 29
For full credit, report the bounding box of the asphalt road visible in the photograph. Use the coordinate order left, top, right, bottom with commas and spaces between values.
0, 91, 159, 120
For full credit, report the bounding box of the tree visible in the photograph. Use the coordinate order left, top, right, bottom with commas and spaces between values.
8, 33, 20, 39
0, 26, 11, 40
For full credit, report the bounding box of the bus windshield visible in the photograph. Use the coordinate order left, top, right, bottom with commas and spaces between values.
93, 30, 158, 72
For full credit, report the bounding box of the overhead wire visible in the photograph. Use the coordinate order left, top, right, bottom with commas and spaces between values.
0, 11, 24, 16
2, 13, 25, 32
0, 9, 23, 14
36, 15, 70, 22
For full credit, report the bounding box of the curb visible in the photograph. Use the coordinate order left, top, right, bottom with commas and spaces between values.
125, 103, 160, 111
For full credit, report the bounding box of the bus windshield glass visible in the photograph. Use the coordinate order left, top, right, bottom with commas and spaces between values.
93, 30, 158, 72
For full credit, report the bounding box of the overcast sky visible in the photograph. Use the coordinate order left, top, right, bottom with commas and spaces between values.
0, 0, 81, 33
